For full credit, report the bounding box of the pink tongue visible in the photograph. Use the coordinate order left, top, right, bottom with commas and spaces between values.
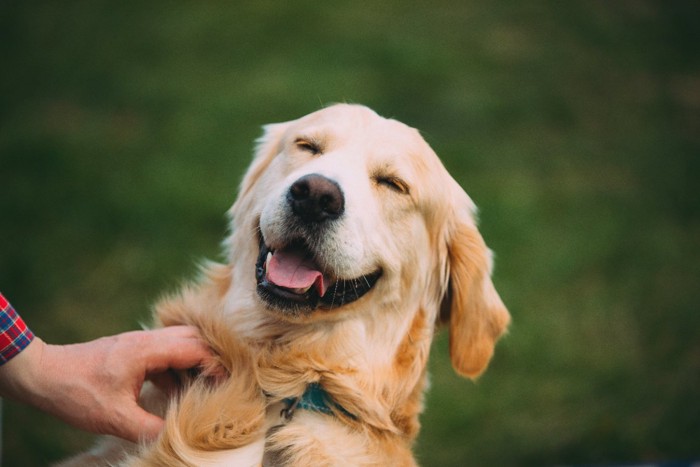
267, 248, 328, 297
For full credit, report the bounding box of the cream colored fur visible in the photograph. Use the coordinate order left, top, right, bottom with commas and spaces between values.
60, 104, 509, 467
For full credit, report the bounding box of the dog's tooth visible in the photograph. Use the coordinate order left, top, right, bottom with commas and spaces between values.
264, 252, 272, 280
291, 286, 312, 295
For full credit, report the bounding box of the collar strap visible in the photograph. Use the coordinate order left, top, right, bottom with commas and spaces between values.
282, 383, 356, 421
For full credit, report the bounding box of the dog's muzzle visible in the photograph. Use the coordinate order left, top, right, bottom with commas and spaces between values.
255, 174, 381, 315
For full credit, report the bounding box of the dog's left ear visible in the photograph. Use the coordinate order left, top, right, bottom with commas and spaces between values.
440, 190, 510, 379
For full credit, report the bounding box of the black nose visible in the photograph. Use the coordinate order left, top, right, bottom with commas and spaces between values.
287, 174, 345, 223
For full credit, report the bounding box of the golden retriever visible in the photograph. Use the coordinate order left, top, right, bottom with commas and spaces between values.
61, 104, 510, 466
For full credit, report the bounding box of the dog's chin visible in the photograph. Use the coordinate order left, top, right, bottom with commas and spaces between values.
255, 238, 382, 317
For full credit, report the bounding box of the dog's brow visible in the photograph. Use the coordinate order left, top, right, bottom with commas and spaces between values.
294, 133, 327, 152
296, 129, 326, 143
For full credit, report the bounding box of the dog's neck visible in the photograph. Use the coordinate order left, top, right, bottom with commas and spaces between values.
243, 305, 435, 436
281, 382, 357, 421
217, 266, 437, 437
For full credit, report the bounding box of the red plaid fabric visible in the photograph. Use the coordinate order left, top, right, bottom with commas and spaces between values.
0, 292, 35, 364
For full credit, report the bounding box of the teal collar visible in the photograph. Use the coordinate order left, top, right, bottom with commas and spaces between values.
282, 383, 356, 421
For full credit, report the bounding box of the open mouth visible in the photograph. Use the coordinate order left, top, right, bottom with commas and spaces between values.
255, 237, 382, 313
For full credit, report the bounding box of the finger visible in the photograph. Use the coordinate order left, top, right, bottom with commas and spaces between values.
116, 404, 165, 443
150, 326, 229, 378
137, 327, 216, 373
149, 325, 204, 340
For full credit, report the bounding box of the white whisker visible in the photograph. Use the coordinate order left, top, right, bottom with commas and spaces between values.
330, 280, 339, 310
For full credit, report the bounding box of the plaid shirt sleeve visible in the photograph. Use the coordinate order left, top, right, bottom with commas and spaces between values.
0, 292, 35, 365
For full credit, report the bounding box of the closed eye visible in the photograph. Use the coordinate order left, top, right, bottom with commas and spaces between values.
375, 175, 410, 195
295, 138, 323, 155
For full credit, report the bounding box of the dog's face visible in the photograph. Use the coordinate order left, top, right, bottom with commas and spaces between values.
230, 104, 509, 378
253, 105, 444, 316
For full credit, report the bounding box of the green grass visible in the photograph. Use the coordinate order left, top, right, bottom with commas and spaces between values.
2, 1, 699, 465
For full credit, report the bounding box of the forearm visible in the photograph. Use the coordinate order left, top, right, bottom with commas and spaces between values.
0, 292, 44, 405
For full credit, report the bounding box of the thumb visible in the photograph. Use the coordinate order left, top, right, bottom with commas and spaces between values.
116, 404, 165, 443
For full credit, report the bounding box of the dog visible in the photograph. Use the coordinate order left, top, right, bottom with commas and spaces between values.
61, 104, 510, 466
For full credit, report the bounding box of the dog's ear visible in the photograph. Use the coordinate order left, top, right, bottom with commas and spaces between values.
230, 122, 290, 220
440, 189, 510, 379
237, 122, 290, 200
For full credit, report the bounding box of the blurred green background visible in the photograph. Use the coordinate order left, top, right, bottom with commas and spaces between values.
1, 1, 698, 465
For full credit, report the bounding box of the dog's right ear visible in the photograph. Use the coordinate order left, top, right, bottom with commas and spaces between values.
230, 122, 290, 219
238, 122, 290, 200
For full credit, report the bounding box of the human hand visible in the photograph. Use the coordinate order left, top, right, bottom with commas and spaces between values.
0, 326, 219, 443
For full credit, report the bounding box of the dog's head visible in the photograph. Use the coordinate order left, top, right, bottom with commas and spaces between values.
228, 104, 509, 378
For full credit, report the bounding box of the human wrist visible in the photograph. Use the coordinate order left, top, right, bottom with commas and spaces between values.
0, 337, 49, 406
